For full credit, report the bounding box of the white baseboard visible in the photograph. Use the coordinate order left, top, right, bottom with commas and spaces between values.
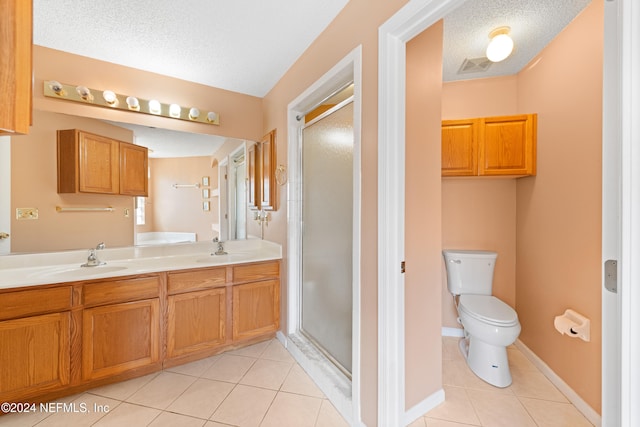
514, 339, 602, 427
442, 327, 464, 337
404, 389, 445, 426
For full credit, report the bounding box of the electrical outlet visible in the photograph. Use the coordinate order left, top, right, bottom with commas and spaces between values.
16, 208, 38, 220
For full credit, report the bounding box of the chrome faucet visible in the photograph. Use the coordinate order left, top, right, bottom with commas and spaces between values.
82, 242, 106, 267
212, 237, 227, 256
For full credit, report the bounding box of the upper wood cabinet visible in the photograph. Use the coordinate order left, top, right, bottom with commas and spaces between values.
442, 114, 537, 177
247, 143, 258, 210
0, 0, 32, 135
258, 130, 277, 211
441, 118, 478, 176
57, 129, 148, 196
119, 143, 149, 196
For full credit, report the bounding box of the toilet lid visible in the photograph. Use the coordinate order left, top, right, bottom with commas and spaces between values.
459, 295, 519, 327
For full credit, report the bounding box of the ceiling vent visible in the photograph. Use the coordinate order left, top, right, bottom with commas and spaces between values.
458, 57, 493, 74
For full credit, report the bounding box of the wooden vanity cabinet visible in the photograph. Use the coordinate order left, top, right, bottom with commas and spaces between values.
232, 262, 280, 341
441, 114, 537, 177
166, 268, 227, 361
57, 129, 148, 196
0, 0, 32, 135
0, 287, 72, 401
81, 276, 161, 381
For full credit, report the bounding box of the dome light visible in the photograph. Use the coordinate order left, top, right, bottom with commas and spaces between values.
486, 27, 514, 63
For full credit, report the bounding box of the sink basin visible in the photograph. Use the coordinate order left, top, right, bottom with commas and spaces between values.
38, 265, 129, 279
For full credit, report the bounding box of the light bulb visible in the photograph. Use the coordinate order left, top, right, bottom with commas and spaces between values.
207, 111, 218, 123
189, 107, 200, 120
103, 90, 117, 105
126, 96, 139, 110
486, 28, 514, 63
169, 103, 181, 118
148, 99, 161, 114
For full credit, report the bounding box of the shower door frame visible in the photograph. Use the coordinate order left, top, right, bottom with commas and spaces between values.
285, 46, 363, 426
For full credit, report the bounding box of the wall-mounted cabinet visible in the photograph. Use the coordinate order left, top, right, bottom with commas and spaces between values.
57, 129, 148, 196
442, 114, 537, 177
251, 130, 277, 211
247, 143, 258, 209
0, 0, 32, 135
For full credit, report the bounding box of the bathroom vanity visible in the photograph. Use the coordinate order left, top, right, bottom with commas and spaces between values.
0, 240, 280, 404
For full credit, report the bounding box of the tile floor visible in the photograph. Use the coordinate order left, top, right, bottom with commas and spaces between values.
413, 337, 595, 427
0, 337, 594, 426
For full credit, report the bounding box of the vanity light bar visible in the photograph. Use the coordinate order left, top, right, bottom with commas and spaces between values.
43, 80, 220, 126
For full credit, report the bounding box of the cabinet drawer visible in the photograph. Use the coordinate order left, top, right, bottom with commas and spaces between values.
168, 267, 226, 295
83, 276, 159, 307
0, 287, 72, 321
233, 261, 280, 283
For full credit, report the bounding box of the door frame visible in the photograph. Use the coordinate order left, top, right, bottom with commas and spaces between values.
286, 46, 363, 425
377, 1, 466, 424
378, 0, 639, 426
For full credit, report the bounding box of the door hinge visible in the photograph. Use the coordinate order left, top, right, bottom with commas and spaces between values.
604, 259, 617, 293
401, 261, 406, 274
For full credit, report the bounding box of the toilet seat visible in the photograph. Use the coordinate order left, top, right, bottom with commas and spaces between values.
459, 294, 519, 327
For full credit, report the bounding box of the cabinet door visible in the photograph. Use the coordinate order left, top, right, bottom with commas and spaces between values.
119, 142, 148, 196
0, 312, 70, 401
0, 0, 32, 135
232, 279, 279, 341
259, 130, 277, 211
479, 114, 537, 176
78, 132, 120, 194
441, 119, 479, 176
247, 143, 258, 209
167, 288, 226, 358
82, 299, 160, 381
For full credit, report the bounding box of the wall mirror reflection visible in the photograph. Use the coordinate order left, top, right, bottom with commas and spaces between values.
5, 109, 254, 254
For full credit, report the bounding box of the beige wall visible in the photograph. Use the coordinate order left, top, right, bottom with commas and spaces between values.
516, 0, 603, 412
441, 179, 517, 327
261, 0, 410, 423
441, 77, 520, 328
405, 20, 444, 409
11, 110, 135, 253
146, 157, 218, 241
32, 46, 264, 143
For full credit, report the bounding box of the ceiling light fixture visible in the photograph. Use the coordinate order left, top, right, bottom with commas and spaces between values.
42, 80, 220, 125
486, 26, 514, 63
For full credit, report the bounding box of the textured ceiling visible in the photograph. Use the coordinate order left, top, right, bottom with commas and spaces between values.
33, 0, 591, 157
33, 0, 349, 98
443, 0, 591, 81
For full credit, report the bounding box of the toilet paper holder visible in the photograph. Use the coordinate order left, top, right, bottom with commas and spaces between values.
554, 309, 590, 342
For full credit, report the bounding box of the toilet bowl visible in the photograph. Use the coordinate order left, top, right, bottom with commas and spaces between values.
442, 249, 521, 388
457, 294, 521, 387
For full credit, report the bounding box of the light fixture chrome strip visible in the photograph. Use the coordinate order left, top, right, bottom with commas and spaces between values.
43, 80, 220, 126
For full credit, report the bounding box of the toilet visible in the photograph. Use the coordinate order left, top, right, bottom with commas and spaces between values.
442, 249, 521, 388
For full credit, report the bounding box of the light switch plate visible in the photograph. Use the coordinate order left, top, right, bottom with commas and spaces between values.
16, 208, 38, 220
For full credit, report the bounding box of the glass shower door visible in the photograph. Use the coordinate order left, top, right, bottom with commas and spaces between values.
301, 101, 354, 375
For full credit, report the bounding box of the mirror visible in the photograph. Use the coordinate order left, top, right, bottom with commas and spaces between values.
6, 109, 255, 254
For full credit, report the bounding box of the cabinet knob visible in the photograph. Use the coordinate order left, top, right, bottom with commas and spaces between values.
0, 232, 9, 240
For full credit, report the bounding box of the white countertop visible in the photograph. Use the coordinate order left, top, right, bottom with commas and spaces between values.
0, 239, 282, 290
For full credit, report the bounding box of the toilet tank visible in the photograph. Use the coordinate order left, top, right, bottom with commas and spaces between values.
442, 250, 497, 295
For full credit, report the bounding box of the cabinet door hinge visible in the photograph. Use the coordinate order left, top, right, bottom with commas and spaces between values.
401, 261, 406, 274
